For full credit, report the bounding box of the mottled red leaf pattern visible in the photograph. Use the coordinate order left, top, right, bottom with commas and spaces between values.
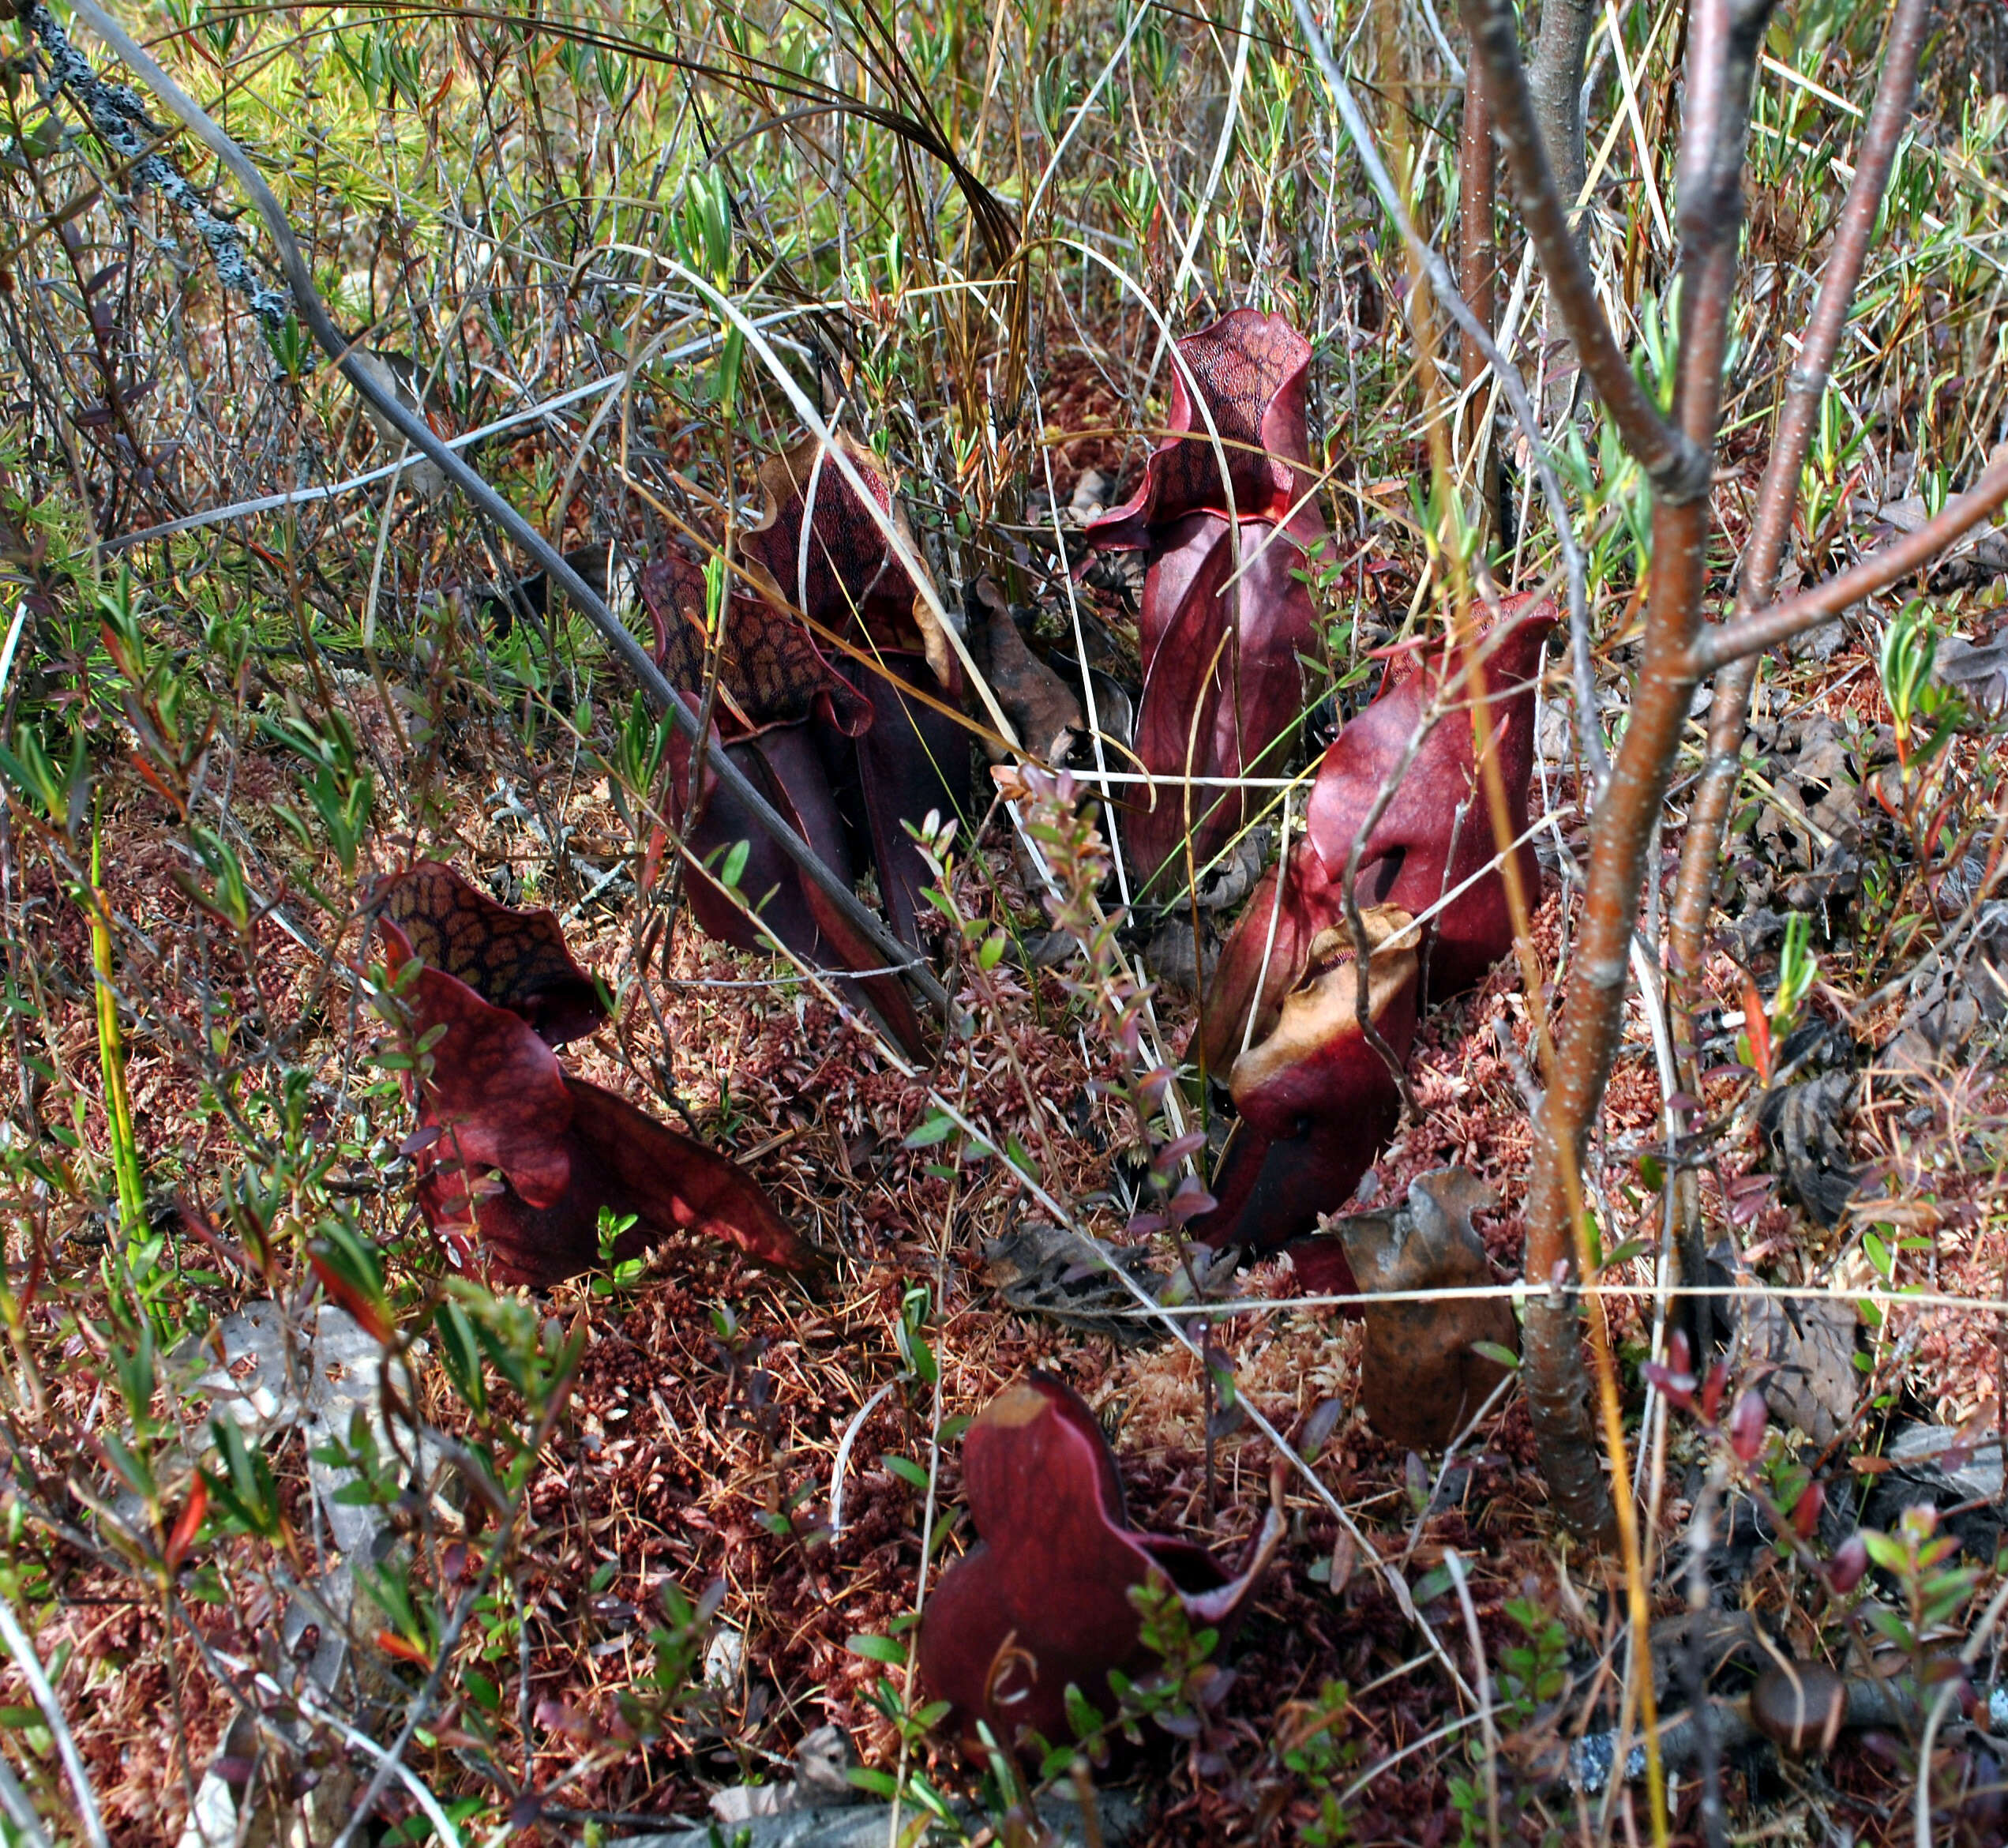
918, 1373, 1279, 1757
1088, 307, 1324, 545
1192, 905, 1419, 1256
373, 862, 606, 1047
1081, 310, 1326, 896
739, 436, 951, 679
639, 548, 864, 734
660, 434, 967, 1055
376, 870, 810, 1288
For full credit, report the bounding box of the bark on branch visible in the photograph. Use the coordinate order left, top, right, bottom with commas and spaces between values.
1484, 0, 1778, 1570
1461, 0, 1713, 504
1691, 447, 2008, 674
1668, 0, 1937, 974
1527, 0, 1596, 217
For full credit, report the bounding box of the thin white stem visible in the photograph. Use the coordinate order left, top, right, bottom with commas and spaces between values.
828, 1380, 899, 1544
1916, 1575, 2008, 1846
1445, 1551, 1501, 1848
1239, 787, 1293, 1065
0, 1594, 107, 1848
291, 1683, 466, 1848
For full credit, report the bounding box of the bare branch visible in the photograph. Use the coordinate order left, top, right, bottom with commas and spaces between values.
1691, 447, 2008, 674
1460, 0, 1712, 504
1527, 0, 1595, 222
1458, 59, 1497, 404
1514, 0, 1777, 1572
57, 0, 952, 1024
1668, 0, 1936, 972
1668, 0, 1779, 441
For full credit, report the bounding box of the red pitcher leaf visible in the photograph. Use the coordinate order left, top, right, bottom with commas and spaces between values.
373, 862, 606, 1046
849, 652, 974, 952
640, 548, 867, 734
652, 434, 968, 1048
1299, 599, 1556, 1002
452, 1076, 816, 1288
670, 712, 856, 962
385, 949, 576, 1212
1087, 309, 1321, 544
566, 1080, 812, 1273
1335, 1169, 1518, 1450
918, 1374, 1278, 1758
639, 550, 742, 721
1124, 513, 1320, 892
667, 706, 929, 1058
1192, 907, 1419, 1255
1199, 855, 1338, 1077
1083, 310, 1326, 896
739, 434, 953, 685
1204, 598, 1555, 1057
379, 878, 809, 1288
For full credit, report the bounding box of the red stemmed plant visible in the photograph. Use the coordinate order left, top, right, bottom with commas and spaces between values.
1192, 600, 1554, 1259
655, 436, 969, 1055
1080, 309, 1327, 900
373, 863, 811, 1289
918, 1373, 1281, 1758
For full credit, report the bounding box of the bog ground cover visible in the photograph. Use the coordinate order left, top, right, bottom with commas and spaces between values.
2, 0, 2008, 1842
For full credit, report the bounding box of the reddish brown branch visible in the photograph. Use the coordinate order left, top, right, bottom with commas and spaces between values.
1668, 0, 1944, 982
1459, 0, 1712, 505
1690, 448, 2008, 674
1458, 56, 1496, 398
1506, 0, 1779, 1562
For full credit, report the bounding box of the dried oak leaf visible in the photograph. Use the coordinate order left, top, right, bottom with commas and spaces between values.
918, 1373, 1281, 1757
1203, 598, 1555, 1073
1081, 308, 1327, 897
1755, 1061, 1860, 1230
966, 575, 1083, 763
1192, 904, 1418, 1255
1335, 1169, 1517, 1449
373, 868, 810, 1288
1732, 1281, 1858, 1448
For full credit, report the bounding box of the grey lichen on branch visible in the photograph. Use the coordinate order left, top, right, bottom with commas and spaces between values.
20, 1, 291, 327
